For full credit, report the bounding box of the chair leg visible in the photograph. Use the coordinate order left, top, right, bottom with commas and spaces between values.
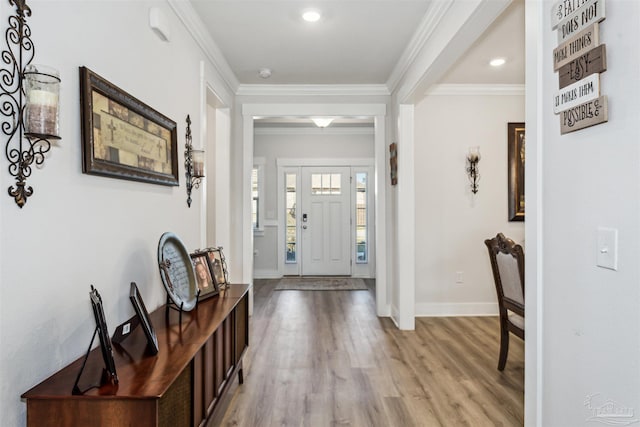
498, 322, 510, 371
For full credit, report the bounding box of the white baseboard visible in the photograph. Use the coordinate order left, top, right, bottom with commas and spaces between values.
253, 269, 281, 279
415, 302, 499, 317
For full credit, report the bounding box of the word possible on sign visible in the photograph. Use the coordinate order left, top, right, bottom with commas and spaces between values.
560, 96, 608, 134
553, 23, 599, 71
557, 0, 605, 42
553, 73, 599, 114
558, 44, 606, 89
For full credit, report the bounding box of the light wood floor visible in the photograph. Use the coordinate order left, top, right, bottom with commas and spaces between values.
219, 279, 524, 426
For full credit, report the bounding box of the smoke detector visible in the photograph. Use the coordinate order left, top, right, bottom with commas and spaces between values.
258, 68, 272, 79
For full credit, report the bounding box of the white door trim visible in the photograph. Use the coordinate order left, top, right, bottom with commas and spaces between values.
242, 103, 389, 317
525, 1, 544, 425
395, 104, 416, 330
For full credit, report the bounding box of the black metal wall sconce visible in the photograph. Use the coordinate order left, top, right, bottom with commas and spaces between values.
2, 0, 61, 208
184, 115, 205, 207
466, 146, 480, 194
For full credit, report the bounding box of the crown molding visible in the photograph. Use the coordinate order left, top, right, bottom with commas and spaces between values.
386, 0, 454, 93
425, 84, 525, 96
167, 0, 240, 94
236, 84, 390, 97
254, 127, 375, 136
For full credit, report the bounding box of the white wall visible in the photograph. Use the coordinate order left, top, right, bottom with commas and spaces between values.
253, 128, 374, 277
414, 91, 524, 315
0, 2, 231, 425
537, 0, 640, 425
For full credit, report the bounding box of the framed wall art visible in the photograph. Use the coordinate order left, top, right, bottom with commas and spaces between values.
80, 67, 179, 186
389, 142, 398, 186
190, 252, 219, 299
508, 122, 525, 221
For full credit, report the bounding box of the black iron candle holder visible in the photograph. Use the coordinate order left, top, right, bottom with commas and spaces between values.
184, 115, 204, 207
1, 0, 61, 208
466, 147, 480, 194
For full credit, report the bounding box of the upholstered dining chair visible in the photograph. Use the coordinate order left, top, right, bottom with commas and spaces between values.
484, 233, 524, 371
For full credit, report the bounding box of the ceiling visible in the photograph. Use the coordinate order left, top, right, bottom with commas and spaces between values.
189, 0, 524, 87
191, 0, 429, 85
440, 0, 524, 84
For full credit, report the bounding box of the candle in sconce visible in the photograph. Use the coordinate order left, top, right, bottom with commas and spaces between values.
468, 147, 480, 162
192, 149, 205, 177
24, 65, 61, 138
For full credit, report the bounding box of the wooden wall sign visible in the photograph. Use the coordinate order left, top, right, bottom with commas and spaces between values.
553, 23, 599, 71
558, 44, 606, 89
560, 96, 608, 134
557, 0, 605, 42
551, 0, 597, 29
553, 73, 599, 113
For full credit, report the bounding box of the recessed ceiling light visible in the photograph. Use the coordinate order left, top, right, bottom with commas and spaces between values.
302, 10, 321, 22
490, 58, 506, 67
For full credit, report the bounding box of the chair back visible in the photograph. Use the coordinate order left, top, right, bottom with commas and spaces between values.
485, 233, 524, 313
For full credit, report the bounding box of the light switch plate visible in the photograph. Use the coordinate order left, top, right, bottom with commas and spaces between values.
597, 227, 618, 270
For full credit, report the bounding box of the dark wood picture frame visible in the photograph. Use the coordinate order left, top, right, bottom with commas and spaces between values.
389, 142, 398, 186
80, 66, 179, 186
206, 247, 229, 289
508, 122, 525, 221
190, 252, 219, 299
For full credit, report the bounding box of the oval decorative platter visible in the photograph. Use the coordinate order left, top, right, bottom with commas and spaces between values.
157, 232, 197, 311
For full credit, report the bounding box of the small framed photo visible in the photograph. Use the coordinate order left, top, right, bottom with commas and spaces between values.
190, 252, 219, 299
89, 286, 118, 384
129, 282, 159, 355
206, 247, 229, 289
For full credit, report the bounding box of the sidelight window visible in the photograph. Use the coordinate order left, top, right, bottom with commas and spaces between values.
285, 173, 297, 263
355, 172, 368, 263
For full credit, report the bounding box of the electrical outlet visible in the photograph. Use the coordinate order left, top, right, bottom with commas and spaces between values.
455, 271, 464, 283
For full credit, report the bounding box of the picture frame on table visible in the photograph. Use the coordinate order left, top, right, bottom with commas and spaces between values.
206, 247, 229, 289
80, 66, 179, 186
508, 122, 525, 222
89, 286, 118, 384
129, 282, 159, 355
190, 252, 219, 299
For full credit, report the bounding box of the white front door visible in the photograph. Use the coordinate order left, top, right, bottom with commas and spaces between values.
301, 167, 351, 276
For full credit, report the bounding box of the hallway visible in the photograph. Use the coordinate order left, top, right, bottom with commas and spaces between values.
220, 280, 524, 426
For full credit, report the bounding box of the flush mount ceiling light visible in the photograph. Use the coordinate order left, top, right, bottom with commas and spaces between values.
490, 58, 506, 67
302, 10, 321, 22
311, 117, 334, 128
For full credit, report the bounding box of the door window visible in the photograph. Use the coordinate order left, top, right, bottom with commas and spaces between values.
355, 172, 368, 263
311, 173, 341, 195
285, 173, 297, 263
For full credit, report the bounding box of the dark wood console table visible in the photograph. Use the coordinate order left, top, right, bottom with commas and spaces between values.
22, 284, 250, 427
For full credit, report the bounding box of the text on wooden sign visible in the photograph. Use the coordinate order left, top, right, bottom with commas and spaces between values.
551, 0, 595, 29
553, 23, 599, 71
560, 96, 608, 134
554, 73, 599, 114
557, 0, 605, 43
558, 44, 606, 89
